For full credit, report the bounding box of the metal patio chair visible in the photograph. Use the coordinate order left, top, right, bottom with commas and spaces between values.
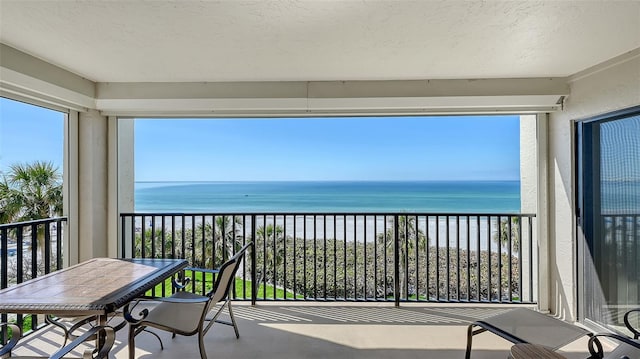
0, 323, 115, 359
124, 242, 252, 359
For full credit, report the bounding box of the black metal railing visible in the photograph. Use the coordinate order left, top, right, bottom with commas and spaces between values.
119, 212, 537, 305
0, 217, 67, 335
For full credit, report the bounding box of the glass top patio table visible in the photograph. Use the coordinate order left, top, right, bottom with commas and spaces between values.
0, 257, 188, 317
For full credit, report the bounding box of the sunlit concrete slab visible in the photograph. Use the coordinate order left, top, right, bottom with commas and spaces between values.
10, 303, 599, 359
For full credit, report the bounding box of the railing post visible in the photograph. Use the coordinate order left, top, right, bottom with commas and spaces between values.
120, 215, 126, 258
394, 214, 400, 307
56, 220, 63, 270
30, 223, 38, 280
251, 215, 257, 307
1, 228, 7, 290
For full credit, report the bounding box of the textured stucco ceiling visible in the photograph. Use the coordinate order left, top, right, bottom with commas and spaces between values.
1, 1, 639, 83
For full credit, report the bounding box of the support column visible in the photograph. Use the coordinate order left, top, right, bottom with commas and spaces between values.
536, 114, 550, 313
112, 118, 135, 258
77, 110, 109, 261
520, 115, 537, 303
63, 111, 79, 266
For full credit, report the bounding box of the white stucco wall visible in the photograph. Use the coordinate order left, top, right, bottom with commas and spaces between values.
548, 53, 640, 321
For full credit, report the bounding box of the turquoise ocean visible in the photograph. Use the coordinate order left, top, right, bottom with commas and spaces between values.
135, 180, 521, 213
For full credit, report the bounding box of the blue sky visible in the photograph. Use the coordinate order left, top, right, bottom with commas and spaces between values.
136, 115, 520, 181
0, 98, 65, 173
1, 97, 521, 181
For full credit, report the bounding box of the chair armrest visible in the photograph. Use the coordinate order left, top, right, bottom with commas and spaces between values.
123, 297, 155, 324
183, 267, 221, 296
587, 332, 640, 359
184, 267, 220, 274
172, 275, 191, 291
50, 325, 115, 359
624, 308, 640, 339
0, 323, 21, 357
154, 295, 210, 304
172, 267, 219, 292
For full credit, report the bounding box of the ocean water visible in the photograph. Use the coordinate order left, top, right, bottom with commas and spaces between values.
135, 180, 521, 213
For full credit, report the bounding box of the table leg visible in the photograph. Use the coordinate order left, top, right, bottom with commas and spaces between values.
97, 314, 107, 352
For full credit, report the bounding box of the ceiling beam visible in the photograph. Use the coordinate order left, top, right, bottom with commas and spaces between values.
2, 43, 568, 117
0, 43, 95, 111
97, 79, 568, 117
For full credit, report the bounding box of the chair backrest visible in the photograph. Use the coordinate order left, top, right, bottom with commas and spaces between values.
208, 242, 252, 302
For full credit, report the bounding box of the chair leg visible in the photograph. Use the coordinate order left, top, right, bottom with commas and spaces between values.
128, 324, 137, 359
465, 324, 474, 359
143, 329, 164, 350
466, 323, 489, 359
227, 300, 240, 339
198, 328, 208, 359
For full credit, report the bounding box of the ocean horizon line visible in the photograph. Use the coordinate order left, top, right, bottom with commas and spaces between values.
136, 179, 520, 184
135, 180, 522, 214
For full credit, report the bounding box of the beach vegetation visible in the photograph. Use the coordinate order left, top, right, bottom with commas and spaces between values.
134, 215, 523, 302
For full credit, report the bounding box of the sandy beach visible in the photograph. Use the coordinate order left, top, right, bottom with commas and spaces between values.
126, 213, 534, 253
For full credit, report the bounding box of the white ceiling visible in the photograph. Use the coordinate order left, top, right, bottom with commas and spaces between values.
1, 1, 639, 83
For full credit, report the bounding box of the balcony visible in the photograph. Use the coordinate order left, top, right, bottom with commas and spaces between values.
0, 213, 561, 357
7, 301, 601, 359
1, 3, 640, 357
0, 213, 623, 358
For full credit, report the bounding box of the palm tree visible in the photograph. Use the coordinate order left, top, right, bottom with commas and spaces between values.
494, 216, 520, 252
186, 216, 244, 269
254, 223, 285, 290
377, 215, 427, 299
213, 215, 244, 264
2, 161, 63, 260
133, 225, 183, 260
0, 176, 22, 224
5, 161, 63, 220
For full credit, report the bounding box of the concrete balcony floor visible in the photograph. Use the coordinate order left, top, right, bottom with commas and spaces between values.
11, 303, 597, 359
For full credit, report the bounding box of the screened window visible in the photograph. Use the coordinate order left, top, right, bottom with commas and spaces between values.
577, 106, 640, 333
